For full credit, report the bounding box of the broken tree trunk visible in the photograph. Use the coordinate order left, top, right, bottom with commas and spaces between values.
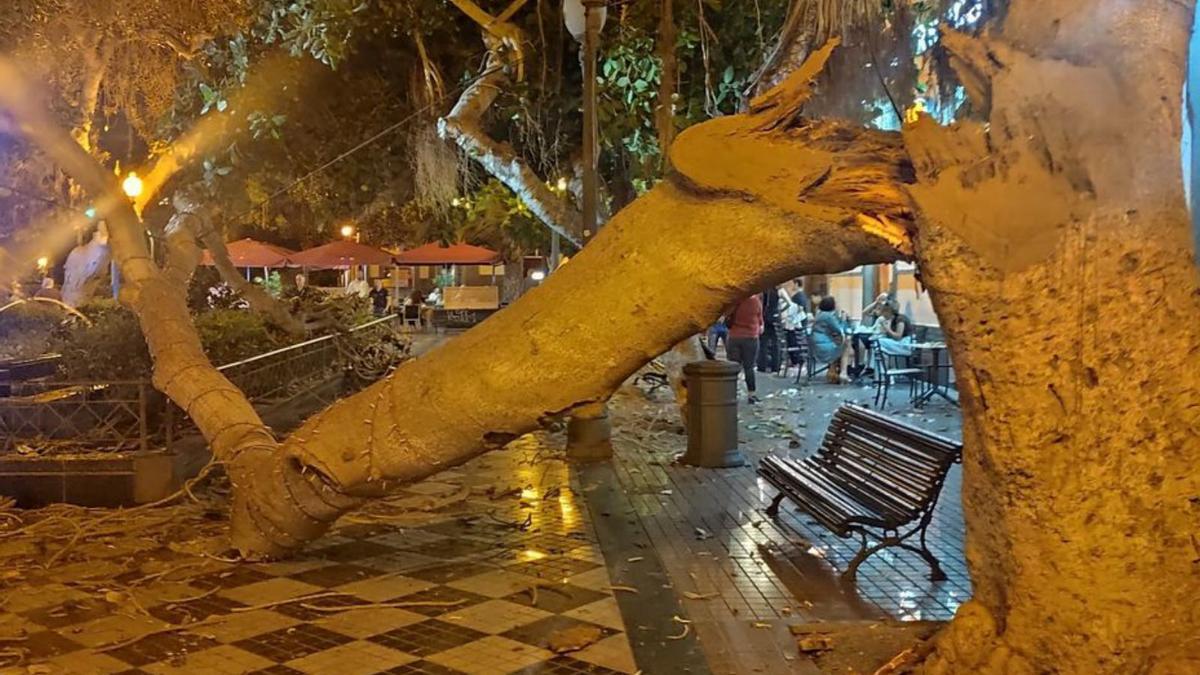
903, 2, 1200, 672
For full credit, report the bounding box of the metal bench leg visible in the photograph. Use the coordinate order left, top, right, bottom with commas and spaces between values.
896, 525, 948, 581
842, 532, 895, 585
765, 492, 785, 517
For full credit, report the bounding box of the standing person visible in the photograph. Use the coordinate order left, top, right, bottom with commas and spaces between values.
368, 279, 390, 317
726, 293, 764, 404
790, 278, 812, 317
779, 286, 808, 375
757, 285, 781, 374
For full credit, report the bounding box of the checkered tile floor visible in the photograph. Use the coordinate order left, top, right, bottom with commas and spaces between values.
1, 438, 636, 674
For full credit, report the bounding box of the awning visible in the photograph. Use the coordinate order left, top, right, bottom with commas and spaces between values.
200, 238, 295, 268
289, 240, 395, 268
393, 242, 502, 266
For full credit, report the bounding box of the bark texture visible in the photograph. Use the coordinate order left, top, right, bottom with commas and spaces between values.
906, 2, 1200, 672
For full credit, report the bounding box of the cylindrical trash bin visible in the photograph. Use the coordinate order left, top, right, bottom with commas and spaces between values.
680, 359, 745, 468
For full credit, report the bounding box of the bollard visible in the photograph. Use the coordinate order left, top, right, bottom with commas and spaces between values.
566, 401, 613, 462
680, 360, 745, 468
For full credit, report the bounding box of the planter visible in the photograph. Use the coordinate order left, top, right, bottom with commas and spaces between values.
0, 450, 175, 508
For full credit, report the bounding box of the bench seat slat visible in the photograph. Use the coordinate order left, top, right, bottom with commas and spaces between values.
760, 457, 895, 531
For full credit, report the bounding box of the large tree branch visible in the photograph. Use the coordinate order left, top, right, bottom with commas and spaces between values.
439, 55, 584, 247
198, 224, 307, 337
0, 58, 276, 491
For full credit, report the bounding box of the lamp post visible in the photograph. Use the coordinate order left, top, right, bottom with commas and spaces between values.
564, 0, 607, 243
564, 0, 613, 462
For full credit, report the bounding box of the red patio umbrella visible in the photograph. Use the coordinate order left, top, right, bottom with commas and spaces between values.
289, 240, 395, 268
392, 242, 502, 266
200, 238, 295, 268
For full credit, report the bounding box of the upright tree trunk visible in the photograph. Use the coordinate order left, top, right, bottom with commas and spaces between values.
905, 1, 1200, 671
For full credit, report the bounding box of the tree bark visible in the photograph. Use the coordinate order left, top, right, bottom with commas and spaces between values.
904, 2, 1200, 672
229, 165, 906, 553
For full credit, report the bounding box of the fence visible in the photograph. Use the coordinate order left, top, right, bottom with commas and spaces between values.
0, 315, 401, 454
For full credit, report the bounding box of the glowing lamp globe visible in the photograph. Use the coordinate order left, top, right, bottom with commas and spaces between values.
122, 172, 144, 199
340, 225, 355, 239
531, 270, 547, 282
563, 0, 606, 43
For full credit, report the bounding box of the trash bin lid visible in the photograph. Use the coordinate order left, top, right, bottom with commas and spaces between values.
683, 359, 743, 377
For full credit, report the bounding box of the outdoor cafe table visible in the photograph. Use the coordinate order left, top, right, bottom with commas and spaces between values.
911, 342, 959, 407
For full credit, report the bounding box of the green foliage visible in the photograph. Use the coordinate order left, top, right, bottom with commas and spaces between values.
54, 301, 153, 381
425, 270, 449, 290
0, 302, 68, 361
254, 0, 367, 68
53, 301, 287, 380
255, 270, 284, 297
598, 29, 663, 185
458, 179, 550, 255
194, 309, 282, 366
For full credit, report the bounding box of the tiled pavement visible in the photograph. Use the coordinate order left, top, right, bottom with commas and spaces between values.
0, 438, 638, 674
587, 372, 969, 673
1, 348, 969, 674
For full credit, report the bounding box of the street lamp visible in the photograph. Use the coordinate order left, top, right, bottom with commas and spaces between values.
563, 2, 612, 462
340, 224, 355, 239
564, 0, 607, 243
122, 172, 144, 199
563, 0, 606, 42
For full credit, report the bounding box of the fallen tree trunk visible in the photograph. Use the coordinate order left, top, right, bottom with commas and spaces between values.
231, 167, 908, 554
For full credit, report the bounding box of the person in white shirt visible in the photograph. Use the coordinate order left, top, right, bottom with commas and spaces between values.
779, 287, 808, 375
345, 277, 370, 298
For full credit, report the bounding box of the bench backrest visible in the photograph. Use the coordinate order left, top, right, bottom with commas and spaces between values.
814, 404, 962, 525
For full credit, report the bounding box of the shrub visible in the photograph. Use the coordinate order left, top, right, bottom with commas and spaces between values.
194, 309, 283, 366
53, 301, 152, 380
53, 302, 285, 380
0, 301, 69, 361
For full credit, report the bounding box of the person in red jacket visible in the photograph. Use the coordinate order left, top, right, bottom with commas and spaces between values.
725, 292, 764, 404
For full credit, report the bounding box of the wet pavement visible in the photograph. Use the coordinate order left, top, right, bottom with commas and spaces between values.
0, 346, 968, 674
589, 368, 968, 673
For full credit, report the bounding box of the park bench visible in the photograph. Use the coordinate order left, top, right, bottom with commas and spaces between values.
758, 403, 962, 583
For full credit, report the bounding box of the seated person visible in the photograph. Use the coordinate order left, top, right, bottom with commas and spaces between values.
850, 292, 891, 376
810, 296, 853, 384
876, 299, 915, 357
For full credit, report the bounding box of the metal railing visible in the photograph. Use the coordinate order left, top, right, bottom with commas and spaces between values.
0, 381, 162, 453
0, 315, 402, 453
